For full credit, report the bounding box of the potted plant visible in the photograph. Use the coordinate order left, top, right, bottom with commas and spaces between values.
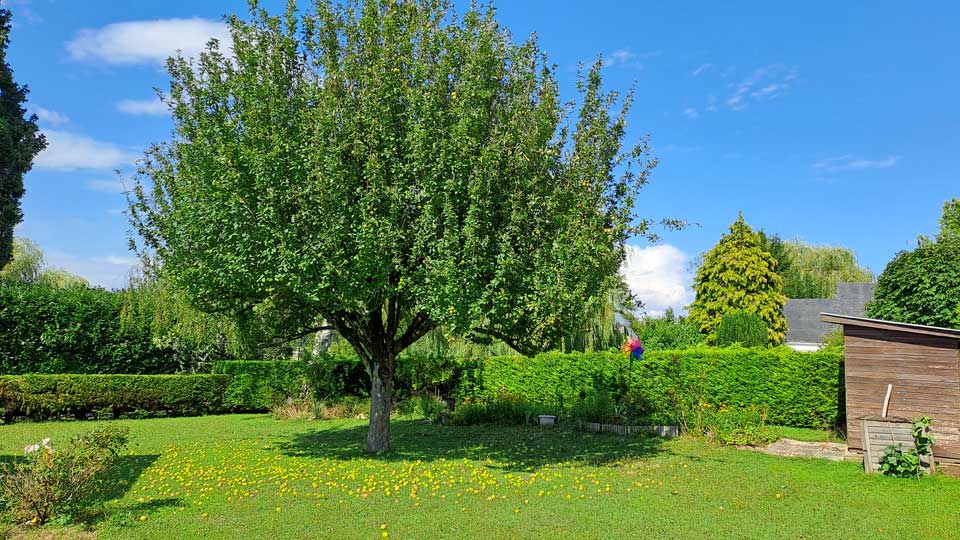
537, 414, 557, 426
609, 403, 626, 425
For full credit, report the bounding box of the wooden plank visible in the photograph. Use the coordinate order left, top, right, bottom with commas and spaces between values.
845, 335, 960, 348
844, 357, 960, 370
846, 371, 959, 383
845, 359, 960, 371
824, 313, 960, 340
846, 376, 959, 390
846, 383, 960, 395
847, 392, 960, 405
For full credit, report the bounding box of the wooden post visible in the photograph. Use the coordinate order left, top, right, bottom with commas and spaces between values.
881, 384, 893, 418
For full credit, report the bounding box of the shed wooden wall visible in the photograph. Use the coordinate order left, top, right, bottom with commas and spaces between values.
844, 326, 960, 461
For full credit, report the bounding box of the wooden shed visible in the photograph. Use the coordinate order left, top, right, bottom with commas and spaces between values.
821, 313, 960, 463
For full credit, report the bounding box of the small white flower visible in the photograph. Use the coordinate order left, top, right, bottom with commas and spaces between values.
24, 444, 39, 454
41, 438, 52, 448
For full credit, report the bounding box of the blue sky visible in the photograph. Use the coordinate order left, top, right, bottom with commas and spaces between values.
5, 0, 958, 314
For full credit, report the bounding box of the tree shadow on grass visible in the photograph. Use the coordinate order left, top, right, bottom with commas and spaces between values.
0, 454, 164, 523
277, 420, 668, 471
98, 454, 161, 502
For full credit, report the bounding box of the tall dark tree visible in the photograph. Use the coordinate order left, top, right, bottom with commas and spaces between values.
130, 1, 666, 452
868, 200, 960, 328
0, 9, 45, 267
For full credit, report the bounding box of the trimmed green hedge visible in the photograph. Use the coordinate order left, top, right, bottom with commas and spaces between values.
0, 282, 178, 374
211, 351, 373, 410
212, 360, 309, 411
462, 347, 844, 428
0, 374, 229, 422
0, 348, 844, 428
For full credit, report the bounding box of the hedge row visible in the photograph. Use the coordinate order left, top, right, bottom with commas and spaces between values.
0, 348, 844, 428
0, 374, 230, 422
212, 360, 310, 411
0, 282, 178, 374
461, 347, 844, 428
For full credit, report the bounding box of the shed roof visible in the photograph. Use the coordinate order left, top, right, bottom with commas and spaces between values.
820, 313, 960, 341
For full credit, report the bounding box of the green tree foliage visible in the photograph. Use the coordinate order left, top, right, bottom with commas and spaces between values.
0, 9, 46, 267
868, 201, 960, 328
758, 233, 872, 299
867, 236, 960, 328
937, 198, 960, 242
0, 236, 42, 283
780, 241, 873, 298
626, 308, 702, 350
0, 237, 89, 287
757, 231, 791, 277
689, 215, 787, 345
129, 1, 662, 452
120, 272, 245, 372
561, 280, 636, 353
715, 310, 769, 347
0, 282, 177, 374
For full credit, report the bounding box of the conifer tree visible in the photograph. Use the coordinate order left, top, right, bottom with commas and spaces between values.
0, 9, 46, 267
689, 214, 788, 345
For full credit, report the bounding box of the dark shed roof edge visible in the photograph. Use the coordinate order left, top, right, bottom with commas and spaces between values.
820, 313, 960, 340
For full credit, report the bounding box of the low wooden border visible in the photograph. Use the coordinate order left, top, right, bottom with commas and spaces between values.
577, 422, 679, 438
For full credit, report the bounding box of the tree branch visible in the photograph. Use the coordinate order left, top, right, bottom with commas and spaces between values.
393, 311, 436, 355
275, 324, 335, 344
471, 327, 539, 357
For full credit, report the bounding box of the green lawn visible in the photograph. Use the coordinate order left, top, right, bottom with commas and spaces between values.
1, 415, 957, 540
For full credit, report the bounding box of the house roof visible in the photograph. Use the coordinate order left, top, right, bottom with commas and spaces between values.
820, 313, 960, 340
785, 282, 875, 344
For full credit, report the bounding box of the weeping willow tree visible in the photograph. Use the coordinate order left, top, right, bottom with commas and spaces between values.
758, 233, 873, 299
560, 280, 636, 352
781, 241, 873, 298
0, 237, 88, 288
120, 272, 246, 371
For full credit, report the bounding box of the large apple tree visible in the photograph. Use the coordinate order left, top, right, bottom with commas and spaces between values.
130, 0, 662, 452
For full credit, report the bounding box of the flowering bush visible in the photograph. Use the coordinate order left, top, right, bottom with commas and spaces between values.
688, 403, 776, 446
0, 425, 130, 524
449, 393, 542, 426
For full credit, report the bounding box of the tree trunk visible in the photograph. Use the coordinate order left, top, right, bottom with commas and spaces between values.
366, 358, 393, 453
312, 321, 333, 357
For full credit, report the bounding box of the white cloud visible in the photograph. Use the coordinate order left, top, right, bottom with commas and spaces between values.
705, 94, 718, 112
43, 251, 140, 290
620, 244, 693, 316
812, 154, 899, 173
658, 143, 696, 153
601, 48, 644, 69
117, 97, 167, 116
87, 179, 127, 193
683, 107, 699, 119
103, 255, 139, 266
31, 106, 69, 126
691, 63, 713, 77
33, 130, 139, 170
726, 65, 798, 111
66, 18, 230, 65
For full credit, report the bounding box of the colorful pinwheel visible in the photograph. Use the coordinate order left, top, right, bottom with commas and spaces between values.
621, 337, 644, 362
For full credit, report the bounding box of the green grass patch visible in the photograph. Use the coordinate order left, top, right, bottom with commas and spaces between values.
771, 425, 846, 443
1, 415, 955, 540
